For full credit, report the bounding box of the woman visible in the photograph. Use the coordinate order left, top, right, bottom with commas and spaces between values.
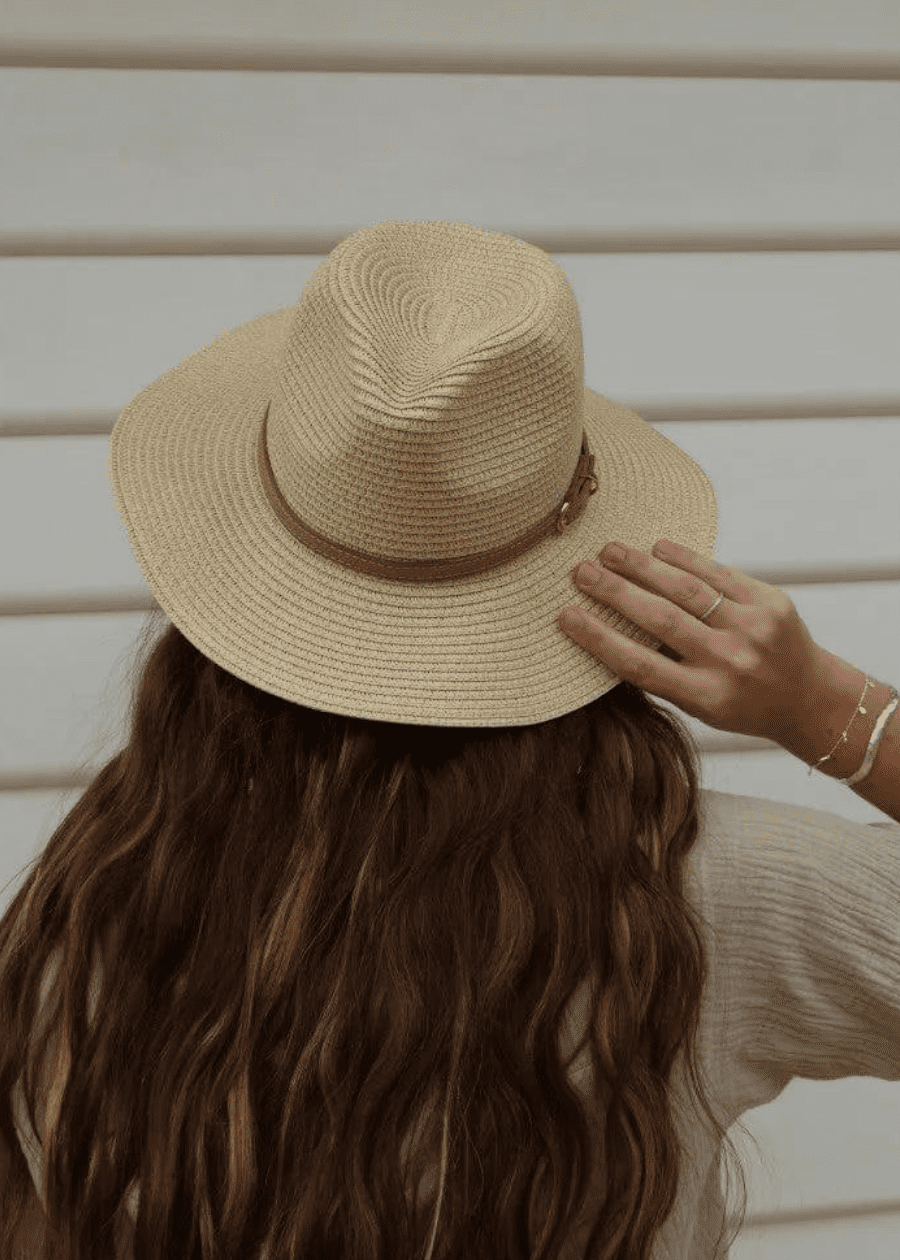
1, 221, 897, 1260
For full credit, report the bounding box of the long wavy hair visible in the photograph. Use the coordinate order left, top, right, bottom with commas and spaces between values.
0, 607, 760, 1260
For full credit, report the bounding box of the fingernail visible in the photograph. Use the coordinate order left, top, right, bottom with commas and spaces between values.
602, 543, 627, 564
560, 607, 584, 630
575, 561, 602, 583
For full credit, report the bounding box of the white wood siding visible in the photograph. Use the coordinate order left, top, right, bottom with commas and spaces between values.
1, 4, 899, 1254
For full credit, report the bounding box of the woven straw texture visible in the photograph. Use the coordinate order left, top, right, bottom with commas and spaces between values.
109, 220, 718, 726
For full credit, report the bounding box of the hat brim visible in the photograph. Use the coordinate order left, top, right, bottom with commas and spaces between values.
110, 306, 718, 727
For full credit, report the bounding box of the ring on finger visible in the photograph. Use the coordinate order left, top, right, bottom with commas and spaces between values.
576, 559, 722, 625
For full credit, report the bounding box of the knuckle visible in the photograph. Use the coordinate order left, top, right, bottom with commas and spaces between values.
678, 578, 707, 606
772, 590, 798, 625
748, 605, 788, 647
731, 644, 762, 676
768, 584, 796, 613
653, 608, 682, 639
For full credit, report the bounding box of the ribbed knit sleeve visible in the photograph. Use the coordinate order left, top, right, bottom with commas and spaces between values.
698, 790, 900, 1105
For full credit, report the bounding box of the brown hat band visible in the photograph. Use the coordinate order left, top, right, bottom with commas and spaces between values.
256, 406, 599, 582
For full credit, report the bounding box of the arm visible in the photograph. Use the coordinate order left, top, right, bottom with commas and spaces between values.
777, 646, 900, 825
560, 540, 900, 823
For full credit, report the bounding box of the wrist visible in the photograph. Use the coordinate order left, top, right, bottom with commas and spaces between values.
779, 646, 888, 778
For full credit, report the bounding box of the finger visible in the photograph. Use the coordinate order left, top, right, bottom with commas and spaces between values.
567, 567, 705, 670
572, 558, 720, 660
647, 539, 759, 606
557, 604, 692, 702
590, 544, 722, 620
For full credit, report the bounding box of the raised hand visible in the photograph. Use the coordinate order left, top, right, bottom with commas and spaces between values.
558, 539, 823, 744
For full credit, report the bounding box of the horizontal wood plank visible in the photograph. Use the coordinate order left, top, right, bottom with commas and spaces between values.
731, 1076, 900, 1219
2, 253, 900, 421
698, 743, 899, 826
2, 72, 899, 254
729, 1205, 900, 1258
3, 0, 900, 76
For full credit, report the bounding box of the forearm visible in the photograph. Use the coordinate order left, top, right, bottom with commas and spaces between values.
778, 645, 900, 824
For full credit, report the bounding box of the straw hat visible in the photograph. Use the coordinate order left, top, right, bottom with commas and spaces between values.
109, 220, 717, 727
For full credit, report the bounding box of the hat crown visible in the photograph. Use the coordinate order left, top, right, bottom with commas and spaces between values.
267, 221, 586, 561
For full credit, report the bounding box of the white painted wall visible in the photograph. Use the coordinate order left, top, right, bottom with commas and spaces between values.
2, 4, 899, 1254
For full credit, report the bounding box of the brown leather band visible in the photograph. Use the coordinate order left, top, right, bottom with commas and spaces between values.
257, 404, 599, 581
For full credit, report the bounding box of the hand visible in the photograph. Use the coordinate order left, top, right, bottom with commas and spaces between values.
558, 539, 824, 745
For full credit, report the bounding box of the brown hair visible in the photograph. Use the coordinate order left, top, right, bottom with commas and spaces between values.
0, 608, 759, 1259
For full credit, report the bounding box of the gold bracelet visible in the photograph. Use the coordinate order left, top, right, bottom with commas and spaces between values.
808, 675, 900, 786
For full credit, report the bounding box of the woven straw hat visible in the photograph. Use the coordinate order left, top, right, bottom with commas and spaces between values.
109, 220, 717, 727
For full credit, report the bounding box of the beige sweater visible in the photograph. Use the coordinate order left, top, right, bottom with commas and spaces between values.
12, 788, 900, 1257
646, 788, 900, 1257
